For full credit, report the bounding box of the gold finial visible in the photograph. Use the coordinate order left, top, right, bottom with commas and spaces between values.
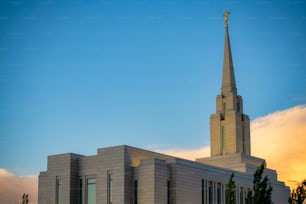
224, 11, 231, 27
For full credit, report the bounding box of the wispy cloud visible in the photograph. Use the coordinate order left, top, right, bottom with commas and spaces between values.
0, 169, 38, 204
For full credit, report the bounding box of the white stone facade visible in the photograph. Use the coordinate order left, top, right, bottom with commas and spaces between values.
38, 145, 289, 204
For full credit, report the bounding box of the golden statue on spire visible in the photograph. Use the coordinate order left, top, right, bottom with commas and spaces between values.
224, 11, 231, 27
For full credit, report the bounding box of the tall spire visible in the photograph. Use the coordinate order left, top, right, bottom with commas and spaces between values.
221, 11, 237, 95
208, 12, 251, 157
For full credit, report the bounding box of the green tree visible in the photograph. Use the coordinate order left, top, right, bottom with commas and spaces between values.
22, 193, 29, 204
245, 190, 253, 204
245, 162, 273, 204
289, 179, 306, 204
226, 173, 236, 204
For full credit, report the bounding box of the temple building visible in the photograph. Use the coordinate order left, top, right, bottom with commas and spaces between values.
38, 13, 290, 204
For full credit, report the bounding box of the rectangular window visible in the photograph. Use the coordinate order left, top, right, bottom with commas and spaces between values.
56, 177, 62, 204
242, 125, 245, 153
233, 187, 236, 204
201, 180, 204, 204
240, 187, 244, 204
208, 181, 213, 204
221, 126, 225, 154
167, 180, 170, 204
223, 103, 227, 112
87, 178, 96, 204
217, 183, 221, 204
79, 178, 83, 204
134, 180, 138, 204
204, 180, 208, 204
107, 172, 113, 204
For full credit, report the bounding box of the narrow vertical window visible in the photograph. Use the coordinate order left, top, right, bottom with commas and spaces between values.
167, 180, 170, 204
237, 102, 240, 112
134, 180, 138, 204
223, 103, 227, 113
221, 126, 225, 154
217, 183, 221, 204
242, 125, 245, 153
107, 172, 113, 204
233, 187, 236, 204
240, 187, 244, 204
201, 180, 204, 204
79, 178, 83, 204
208, 181, 212, 204
87, 178, 96, 204
56, 177, 62, 204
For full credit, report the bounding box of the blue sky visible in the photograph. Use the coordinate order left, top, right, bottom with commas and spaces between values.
1, 0, 305, 176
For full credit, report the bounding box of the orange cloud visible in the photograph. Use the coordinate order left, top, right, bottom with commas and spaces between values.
0, 169, 38, 204
251, 105, 306, 190
157, 105, 306, 190
158, 146, 210, 160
